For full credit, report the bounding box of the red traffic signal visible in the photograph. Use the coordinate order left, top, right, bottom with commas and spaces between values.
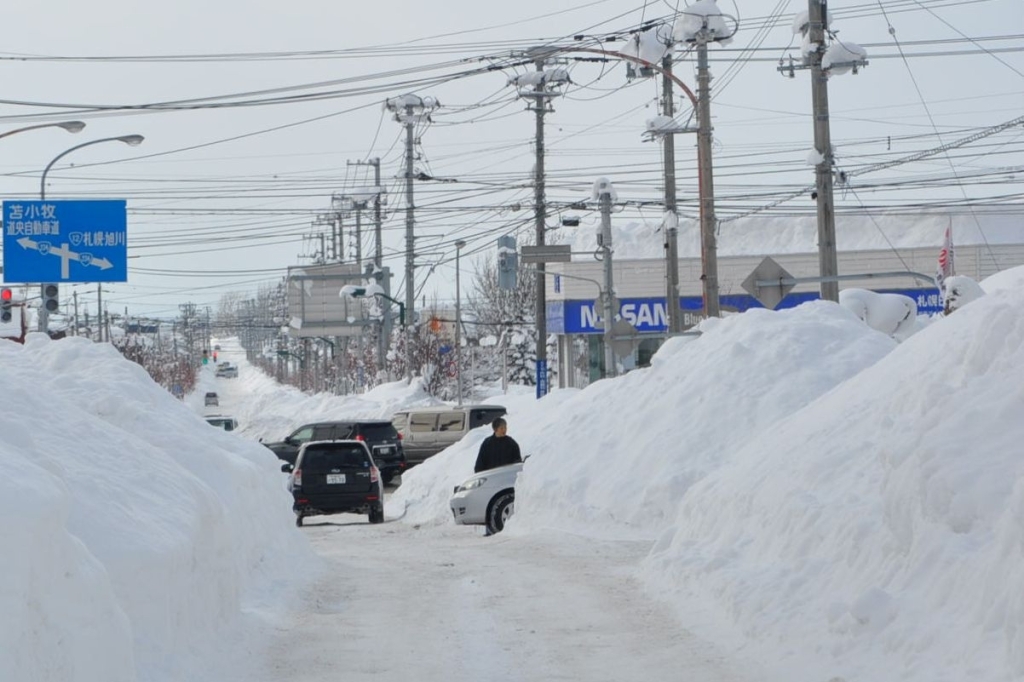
1, 288, 12, 323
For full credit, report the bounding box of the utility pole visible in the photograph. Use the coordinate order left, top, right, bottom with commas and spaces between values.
779, 3, 867, 303
97, 286, 104, 342
455, 240, 466, 405
809, 0, 838, 302
661, 52, 683, 333
385, 94, 438, 381
72, 290, 79, 337
347, 158, 384, 266
597, 183, 616, 379
354, 203, 363, 267
695, 28, 721, 318
532, 58, 549, 397
512, 52, 568, 397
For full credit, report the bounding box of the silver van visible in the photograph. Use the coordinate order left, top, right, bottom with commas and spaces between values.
391, 404, 506, 465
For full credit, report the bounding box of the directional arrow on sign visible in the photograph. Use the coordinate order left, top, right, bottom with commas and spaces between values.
17, 236, 113, 280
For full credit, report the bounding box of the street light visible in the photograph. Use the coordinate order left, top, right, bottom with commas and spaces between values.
0, 120, 86, 142
340, 284, 411, 382
41, 134, 144, 199
37, 134, 144, 334
454, 239, 467, 405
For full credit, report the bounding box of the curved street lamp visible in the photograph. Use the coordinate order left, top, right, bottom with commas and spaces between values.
40, 134, 144, 199
37, 133, 144, 335
0, 120, 86, 143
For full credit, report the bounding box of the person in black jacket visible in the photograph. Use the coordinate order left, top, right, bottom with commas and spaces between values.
474, 417, 522, 473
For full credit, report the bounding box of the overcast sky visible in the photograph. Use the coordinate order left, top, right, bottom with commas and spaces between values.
1, 0, 1021, 319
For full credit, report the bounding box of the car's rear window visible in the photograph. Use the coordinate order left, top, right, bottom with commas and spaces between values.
360, 423, 398, 440
301, 445, 370, 470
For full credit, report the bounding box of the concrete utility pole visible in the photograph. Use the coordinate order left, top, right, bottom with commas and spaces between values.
597, 185, 616, 379
97, 286, 104, 342
660, 52, 683, 334
532, 59, 549, 397
695, 28, 721, 318
385, 94, 438, 381
809, 0, 839, 302
72, 290, 79, 337
511, 54, 568, 397
402, 105, 416, 325
353, 203, 364, 267
347, 158, 384, 266
777, 3, 866, 304
455, 239, 466, 405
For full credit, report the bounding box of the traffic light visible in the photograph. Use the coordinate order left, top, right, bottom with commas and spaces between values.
497, 235, 517, 291
1, 288, 12, 323
42, 283, 59, 314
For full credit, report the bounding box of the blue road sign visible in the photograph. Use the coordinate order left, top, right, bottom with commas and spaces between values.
3, 200, 128, 283
536, 359, 549, 398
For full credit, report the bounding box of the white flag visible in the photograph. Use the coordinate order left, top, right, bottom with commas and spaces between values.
936, 224, 955, 295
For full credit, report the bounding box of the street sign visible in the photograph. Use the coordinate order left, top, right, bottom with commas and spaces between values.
536, 359, 549, 398
2, 200, 128, 283
741, 256, 795, 310
286, 263, 373, 337
521, 244, 571, 263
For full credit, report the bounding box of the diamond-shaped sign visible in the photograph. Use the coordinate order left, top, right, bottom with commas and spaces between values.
742, 256, 795, 310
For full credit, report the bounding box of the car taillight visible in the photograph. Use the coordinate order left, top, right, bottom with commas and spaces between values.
354, 434, 365, 441
293, 469, 302, 487
396, 432, 403, 440
370, 466, 379, 484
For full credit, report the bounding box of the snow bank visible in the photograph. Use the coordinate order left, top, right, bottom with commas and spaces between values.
642, 284, 1024, 681
558, 211, 1024, 260
839, 288, 918, 340
229, 368, 442, 443
393, 302, 895, 538
0, 335, 312, 681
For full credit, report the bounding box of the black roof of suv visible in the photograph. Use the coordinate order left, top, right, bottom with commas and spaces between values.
265, 420, 406, 482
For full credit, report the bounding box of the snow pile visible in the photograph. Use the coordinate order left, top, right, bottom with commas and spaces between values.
559, 211, 1024, 261
824, 40, 868, 75
620, 25, 671, 65
0, 335, 311, 681
215, 357, 442, 444
392, 302, 896, 535
641, 277, 1024, 681
942, 275, 986, 313
591, 176, 617, 202
838, 288, 918, 340
674, 0, 732, 44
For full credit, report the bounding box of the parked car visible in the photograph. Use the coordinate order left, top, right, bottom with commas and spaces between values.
449, 461, 522, 535
391, 405, 506, 465
205, 415, 238, 432
263, 420, 406, 483
204, 391, 219, 406
282, 440, 384, 527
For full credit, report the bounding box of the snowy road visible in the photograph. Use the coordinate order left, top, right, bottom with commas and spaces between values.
245, 516, 760, 682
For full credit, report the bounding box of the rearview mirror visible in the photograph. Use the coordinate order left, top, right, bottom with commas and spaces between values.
281, 463, 294, 473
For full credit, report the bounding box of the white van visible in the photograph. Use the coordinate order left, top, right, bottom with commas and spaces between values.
391, 405, 507, 465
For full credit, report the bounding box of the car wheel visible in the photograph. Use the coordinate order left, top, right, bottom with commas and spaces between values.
295, 514, 304, 528
368, 505, 385, 524
486, 491, 514, 535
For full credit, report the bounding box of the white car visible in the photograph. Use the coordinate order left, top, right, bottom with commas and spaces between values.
449, 462, 522, 535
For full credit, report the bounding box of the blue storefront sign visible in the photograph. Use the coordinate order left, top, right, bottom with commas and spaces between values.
3, 200, 128, 283
536, 359, 549, 398
548, 288, 942, 335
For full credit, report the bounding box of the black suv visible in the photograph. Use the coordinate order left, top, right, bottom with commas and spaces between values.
264, 420, 406, 483
282, 441, 384, 526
